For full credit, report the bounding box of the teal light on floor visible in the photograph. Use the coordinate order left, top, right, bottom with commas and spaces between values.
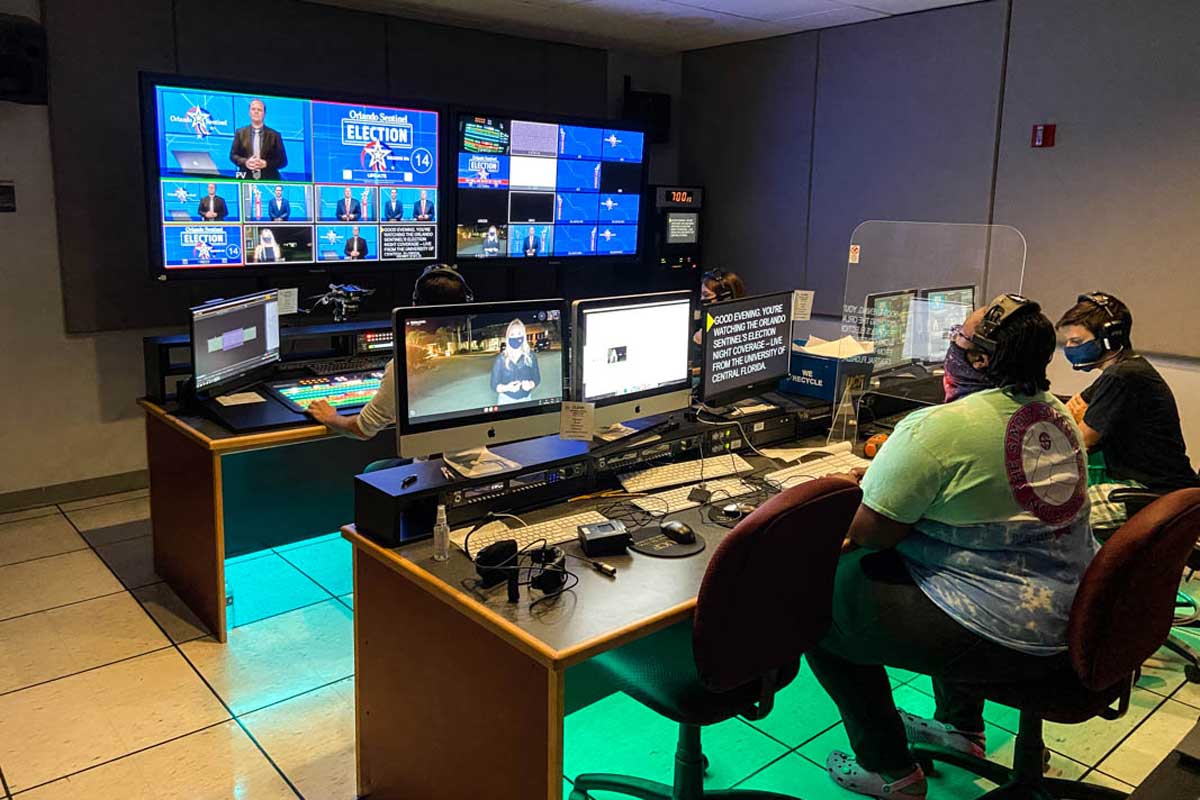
224, 552, 329, 628
279, 536, 354, 597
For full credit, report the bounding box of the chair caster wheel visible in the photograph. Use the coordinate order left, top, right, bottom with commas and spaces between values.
569, 790, 589, 800
1186, 664, 1200, 684
703, 754, 710, 773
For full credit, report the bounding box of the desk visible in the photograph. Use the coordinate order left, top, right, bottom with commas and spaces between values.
140, 400, 394, 641
343, 493, 761, 800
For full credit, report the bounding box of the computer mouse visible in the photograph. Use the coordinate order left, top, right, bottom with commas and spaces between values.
660, 520, 696, 545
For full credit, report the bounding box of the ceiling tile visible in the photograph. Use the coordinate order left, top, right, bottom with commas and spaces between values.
664, 0, 843, 22
776, 6, 887, 26
851, 0, 974, 13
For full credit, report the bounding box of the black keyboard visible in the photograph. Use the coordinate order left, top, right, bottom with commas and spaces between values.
305, 357, 390, 376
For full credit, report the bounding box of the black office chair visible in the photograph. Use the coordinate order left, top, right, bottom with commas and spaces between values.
570, 477, 863, 800
1110, 480, 1200, 683
912, 488, 1200, 799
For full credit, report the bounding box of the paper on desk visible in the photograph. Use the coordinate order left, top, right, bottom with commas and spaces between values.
792, 335, 875, 358
791, 290, 815, 322
215, 391, 266, 406
278, 288, 299, 315
760, 439, 852, 464
560, 401, 595, 441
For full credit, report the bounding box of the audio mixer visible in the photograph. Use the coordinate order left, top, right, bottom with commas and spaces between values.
267, 371, 384, 413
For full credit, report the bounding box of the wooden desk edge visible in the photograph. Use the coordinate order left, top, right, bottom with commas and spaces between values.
138, 399, 331, 453
342, 525, 699, 671
343, 525, 561, 668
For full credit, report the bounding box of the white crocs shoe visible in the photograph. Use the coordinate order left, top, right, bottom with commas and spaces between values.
826, 750, 927, 798
898, 709, 986, 759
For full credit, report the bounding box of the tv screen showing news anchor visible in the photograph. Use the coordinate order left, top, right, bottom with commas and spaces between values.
454, 112, 645, 261
146, 76, 439, 272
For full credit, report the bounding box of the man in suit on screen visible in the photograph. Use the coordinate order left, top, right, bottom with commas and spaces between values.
345, 225, 368, 260
412, 189, 434, 222
384, 188, 404, 221
268, 185, 291, 221
229, 98, 287, 181
198, 183, 228, 221
337, 187, 361, 221
522, 226, 539, 257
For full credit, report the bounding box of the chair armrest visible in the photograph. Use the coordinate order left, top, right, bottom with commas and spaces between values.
1108, 488, 1165, 506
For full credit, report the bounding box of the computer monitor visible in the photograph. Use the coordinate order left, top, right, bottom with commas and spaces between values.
863, 289, 918, 373
393, 299, 566, 476
571, 291, 693, 431
189, 289, 281, 394
914, 285, 976, 363
700, 291, 793, 406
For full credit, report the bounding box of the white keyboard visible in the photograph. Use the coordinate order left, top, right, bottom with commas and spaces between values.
632, 476, 759, 514
765, 451, 870, 488
451, 511, 609, 558
619, 454, 754, 493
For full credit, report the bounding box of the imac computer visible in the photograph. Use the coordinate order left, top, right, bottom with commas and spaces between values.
700, 291, 793, 407
862, 289, 918, 373
393, 299, 566, 477
189, 289, 281, 394
913, 285, 976, 363
570, 291, 693, 436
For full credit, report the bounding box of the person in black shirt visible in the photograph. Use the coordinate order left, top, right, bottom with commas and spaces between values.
490, 319, 541, 404
1057, 292, 1198, 530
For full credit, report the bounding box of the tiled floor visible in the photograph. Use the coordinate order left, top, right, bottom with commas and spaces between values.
0, 489, 1197, 798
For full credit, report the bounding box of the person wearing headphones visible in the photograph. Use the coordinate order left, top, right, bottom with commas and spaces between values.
307, 265, 472, 439
1057, 292, 1197, 531
809, 296, 1096, 800
692, 269, 747, 358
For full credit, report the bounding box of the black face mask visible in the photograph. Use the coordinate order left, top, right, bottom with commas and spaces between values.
943, 342, 994, 402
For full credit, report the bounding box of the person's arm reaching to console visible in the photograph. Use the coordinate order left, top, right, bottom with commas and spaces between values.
307, 360, 395, 440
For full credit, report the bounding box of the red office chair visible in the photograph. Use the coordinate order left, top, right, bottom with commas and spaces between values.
912, 488, 1200, 799
570, 477, 863, 800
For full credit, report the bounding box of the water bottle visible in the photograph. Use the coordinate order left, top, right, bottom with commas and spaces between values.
432, 504, 450, 562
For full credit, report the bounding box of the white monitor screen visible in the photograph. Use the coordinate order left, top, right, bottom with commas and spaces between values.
579, 297, 691, 402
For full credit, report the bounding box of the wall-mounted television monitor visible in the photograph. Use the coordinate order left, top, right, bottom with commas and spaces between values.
141, 74, 440, 277
453, 112, 646, 261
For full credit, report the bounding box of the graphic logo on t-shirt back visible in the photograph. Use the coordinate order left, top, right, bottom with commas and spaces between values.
1004, 402, 1086, 524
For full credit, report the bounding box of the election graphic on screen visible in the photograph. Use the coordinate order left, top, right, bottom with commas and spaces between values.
454, 112, 644, 260
149, 81, 439, 271
309, 102, 437, 186
241, 183, 312, 223
163, 224, 244, 268
315, 225, 378, 262
161, 179, 243, 223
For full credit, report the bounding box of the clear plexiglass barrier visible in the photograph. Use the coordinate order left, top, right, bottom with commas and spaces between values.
822, 221, 1027, 444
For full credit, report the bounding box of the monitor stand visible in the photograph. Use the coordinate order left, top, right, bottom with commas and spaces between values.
443, 447, 522, 479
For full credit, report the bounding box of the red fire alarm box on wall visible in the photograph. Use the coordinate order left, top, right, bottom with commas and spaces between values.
1031, 124, 1056, 148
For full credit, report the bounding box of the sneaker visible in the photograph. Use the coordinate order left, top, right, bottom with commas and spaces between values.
826, 751, 927, 798
898, 709, 986, 759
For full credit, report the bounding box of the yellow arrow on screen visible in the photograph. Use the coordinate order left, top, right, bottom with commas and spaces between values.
706, 312, 715, 332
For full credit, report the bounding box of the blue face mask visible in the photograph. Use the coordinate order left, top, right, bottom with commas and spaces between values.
508, 336, 525, 351
1064, 339, 1106, 371
943, 342, 994, 402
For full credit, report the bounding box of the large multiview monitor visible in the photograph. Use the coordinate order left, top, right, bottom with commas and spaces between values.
393, 299, 565, 476
454, 113, 646, 261
142, 74, 440, 276
190, 290, 281, 394
571, 292, 693, 431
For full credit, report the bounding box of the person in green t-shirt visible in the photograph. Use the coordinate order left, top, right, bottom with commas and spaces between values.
810, 296, 1097, 800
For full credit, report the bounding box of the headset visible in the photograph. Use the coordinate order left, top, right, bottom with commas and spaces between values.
702, 269, 735, 302
474, 540, 570, 605
969, 293, 1034, 356
412, 263, 474, 305
1077, 291, 1130, 352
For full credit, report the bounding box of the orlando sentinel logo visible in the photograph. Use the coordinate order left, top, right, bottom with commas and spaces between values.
185, 106, 213, 138
361, 140, 391, 172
